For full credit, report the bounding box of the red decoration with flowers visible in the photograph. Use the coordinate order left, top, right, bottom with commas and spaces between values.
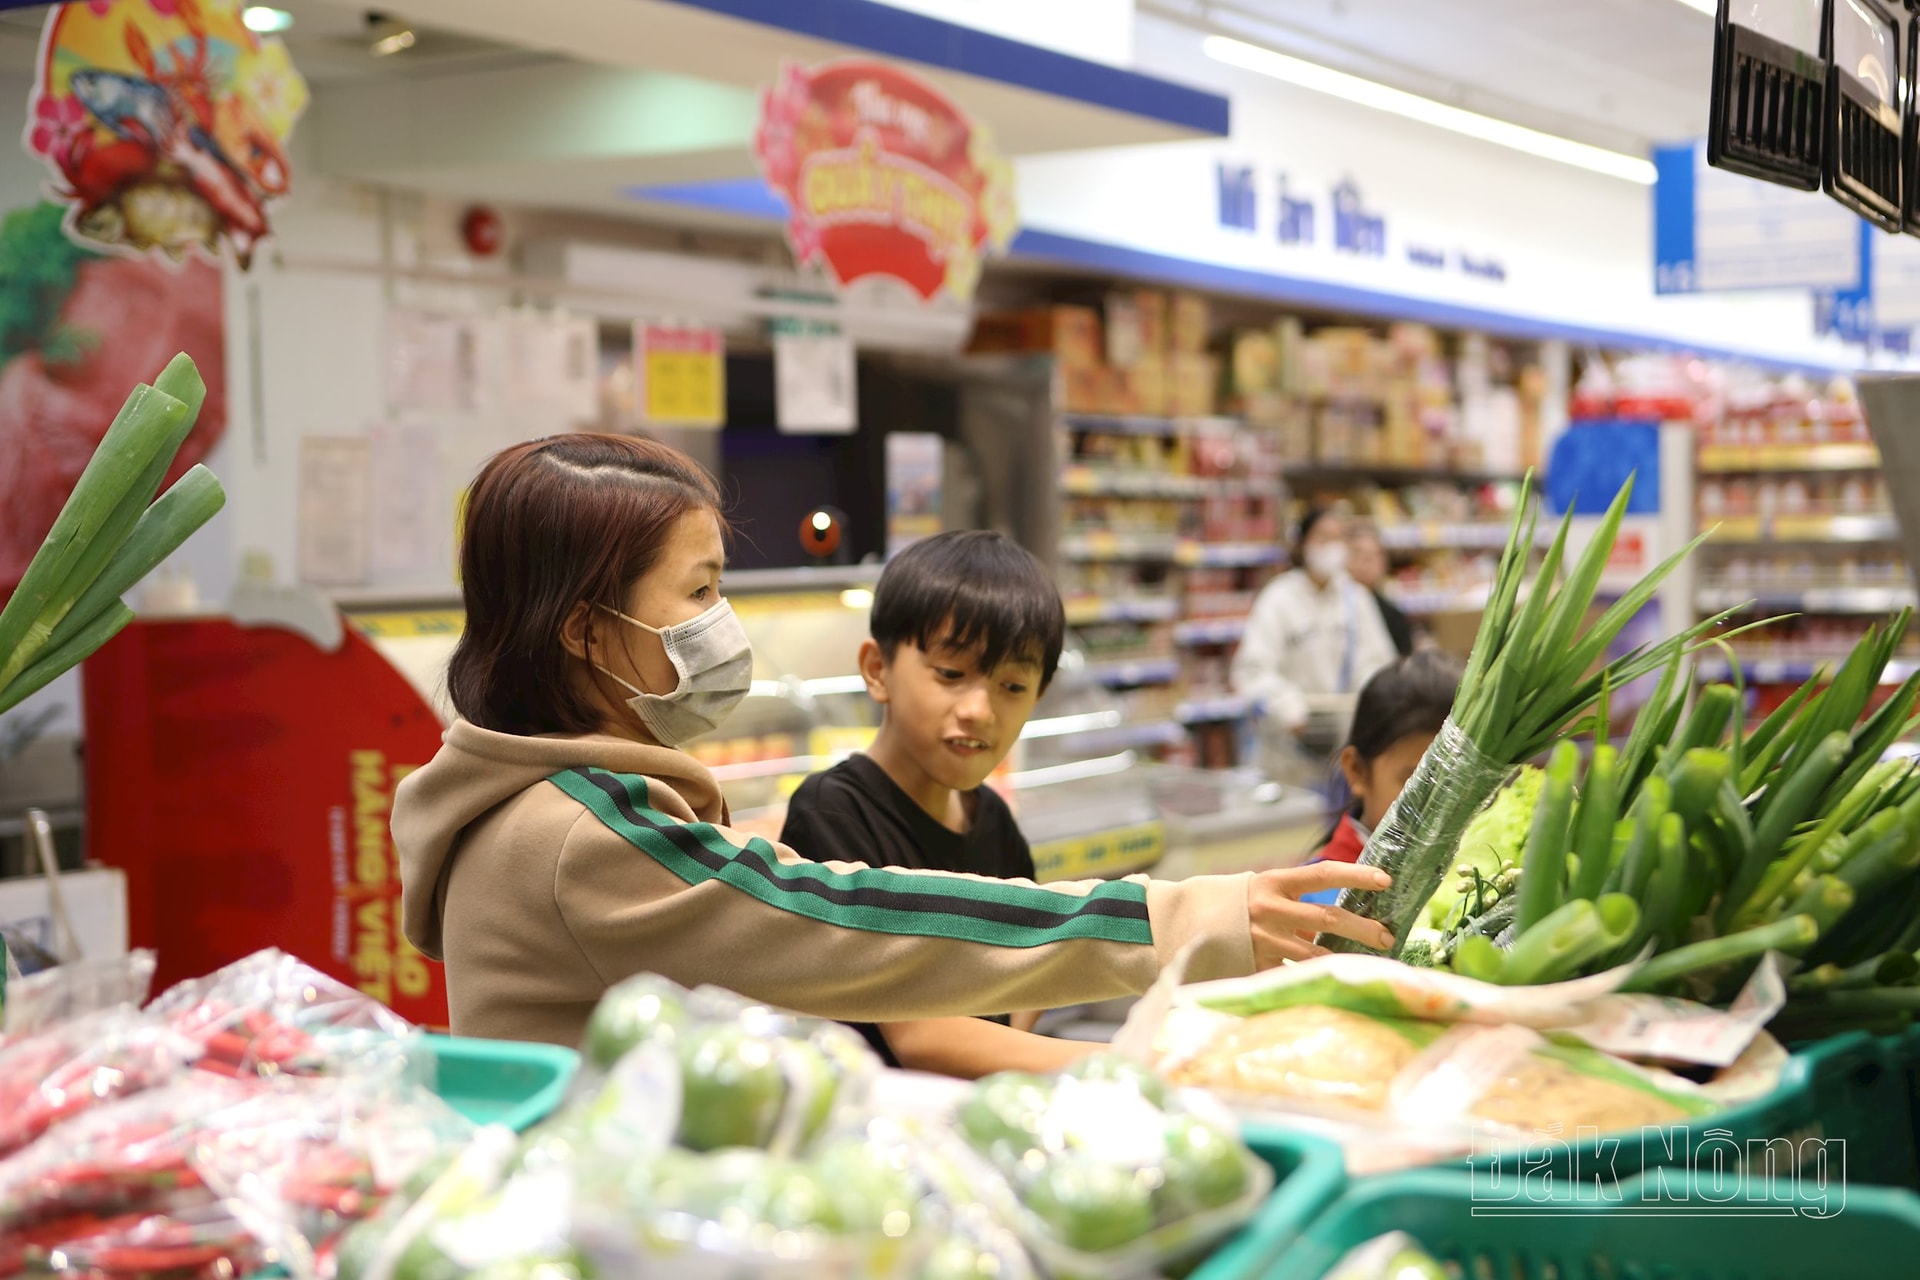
754, 60, 1017, 303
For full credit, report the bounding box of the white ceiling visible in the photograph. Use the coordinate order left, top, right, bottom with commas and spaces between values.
1142, 0, 1716, 153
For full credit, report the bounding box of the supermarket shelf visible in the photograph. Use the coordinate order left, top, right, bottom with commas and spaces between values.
1695, 657, 1920, 685
1704, 514, 1901, 544
1084, 656, 1181, 688
1172, 616, 1248, 645
1064, 595, 1183, 625
1061, 468, 1281, 500
1060, 533, 1181, 561
1175, 540, 1286, 567
1377, 522, 1533, 552
1285, 463, 1527, 486
1041, 720, 1188, 754
1695, 585, 1917, 614
1392, 585, 1493, 614
1061, 413, 1241, 437
1697, 443, 1880, 473
1175, 693, 1255, 723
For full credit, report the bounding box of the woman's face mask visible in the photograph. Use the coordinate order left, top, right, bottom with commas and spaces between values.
592, 600, 754, 746
1305, 540, 1350, 582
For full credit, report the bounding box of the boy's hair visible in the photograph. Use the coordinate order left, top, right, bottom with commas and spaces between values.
1345, 650, 1462, 762
871, 530, 1066, 688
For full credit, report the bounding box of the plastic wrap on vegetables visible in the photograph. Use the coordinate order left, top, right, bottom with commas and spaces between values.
0, 1008, 197, 1159
0, 949, 157, 1040
13, 1198, 263, 1280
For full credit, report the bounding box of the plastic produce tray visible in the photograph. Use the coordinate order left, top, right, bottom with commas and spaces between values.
1188, 1127, 1346, 1280
1267, 1169, 1920, 1280
419, 1033, 578, 1131
1463, 1030, 1919, 1189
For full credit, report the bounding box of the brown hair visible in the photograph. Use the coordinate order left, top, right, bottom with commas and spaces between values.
447, 433, 724, 735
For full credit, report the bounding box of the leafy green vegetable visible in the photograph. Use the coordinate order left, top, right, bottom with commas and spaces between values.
0, 201, 101, 370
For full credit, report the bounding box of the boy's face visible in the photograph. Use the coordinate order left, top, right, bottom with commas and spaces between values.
861, 634, 1045, 792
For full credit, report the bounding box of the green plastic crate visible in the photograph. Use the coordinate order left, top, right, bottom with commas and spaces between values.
420, 1033, 578, 1131
1188, 1128, 1346, 1280
1462, 1030, 1919, 1189
1267, 1169, 1920, 1280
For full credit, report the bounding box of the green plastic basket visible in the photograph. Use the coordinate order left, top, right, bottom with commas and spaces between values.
420, 1033, 578, 1131
1463, 1030, 1919, 1189
1188, 1127, 1346, 1280
1267, 1169, 1920, 1280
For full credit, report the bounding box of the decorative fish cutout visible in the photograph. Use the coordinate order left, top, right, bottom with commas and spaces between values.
70, 70, 175, 146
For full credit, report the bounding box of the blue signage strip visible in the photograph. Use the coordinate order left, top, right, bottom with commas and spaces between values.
1652, 145, 1697, 295
655, 0, 1229, 137
1653, 139, 1862, 294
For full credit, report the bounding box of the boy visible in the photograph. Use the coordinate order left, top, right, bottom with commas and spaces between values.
780, 530, 1093, 1077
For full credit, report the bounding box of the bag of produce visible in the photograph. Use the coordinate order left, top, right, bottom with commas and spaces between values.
1161, 1005, 1446, 1116
147, 950, 413, 1079
951, 1053, 1270, 1280
0, 1007, 197, 1159
5, 1198, 264, 1280
0, 949, 156, 1040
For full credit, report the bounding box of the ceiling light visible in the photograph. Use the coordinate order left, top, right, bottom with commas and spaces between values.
838, 587, 874, 609
371, 28, 416, 56
1202, 35, 1659, 185
1673, 0, 1717, 14
241, 6, 293, 32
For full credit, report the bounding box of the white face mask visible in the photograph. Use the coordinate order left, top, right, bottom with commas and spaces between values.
1305, 541, 1349, 581
592, 600, 754, 746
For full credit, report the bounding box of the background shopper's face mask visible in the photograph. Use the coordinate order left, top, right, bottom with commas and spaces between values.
1306, 541, 1350, 581
592, 600, 753, 745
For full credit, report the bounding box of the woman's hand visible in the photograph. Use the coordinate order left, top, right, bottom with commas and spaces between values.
1248, 863, 1396, 967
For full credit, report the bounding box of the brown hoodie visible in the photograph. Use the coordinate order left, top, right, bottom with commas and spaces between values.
395, 721, 1256, 1047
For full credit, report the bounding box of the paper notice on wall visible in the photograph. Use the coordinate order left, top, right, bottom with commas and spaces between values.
775, 327, 857, 434
886, 432, 944, 556
369, 423, 445, 578
636, 324, 726, 427
298, 436, 372, 585
386, 311, 476, 415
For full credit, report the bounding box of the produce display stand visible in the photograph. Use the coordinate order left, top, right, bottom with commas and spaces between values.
1265, 1169, 1920, 1280
1190, 1128, 1346, 1280
420, 1034, 578, 1132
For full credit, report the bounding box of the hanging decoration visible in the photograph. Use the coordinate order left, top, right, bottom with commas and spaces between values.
24, 0, 308, 268
754, 59, 1017, 303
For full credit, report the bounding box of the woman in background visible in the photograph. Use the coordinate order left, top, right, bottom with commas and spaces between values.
1347, 521, 1415, 658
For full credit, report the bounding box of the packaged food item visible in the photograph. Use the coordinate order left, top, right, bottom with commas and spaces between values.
0, 950, 157, 1040
8, 1199, 264, 1280
0, 1009, 196, 1159
1162, 1005, 1444, 1114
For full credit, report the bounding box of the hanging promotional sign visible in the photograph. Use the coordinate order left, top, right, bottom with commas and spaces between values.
1653, 141, 1861, 294
24, 0, 308, 267
635, 323, 726, 427
753, 59, 1017, 303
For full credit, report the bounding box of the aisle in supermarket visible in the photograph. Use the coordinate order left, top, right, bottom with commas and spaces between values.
8, 0, 1920, 1274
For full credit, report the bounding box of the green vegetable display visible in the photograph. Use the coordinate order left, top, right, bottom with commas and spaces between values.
0, 353, 225, 716
1324, 474, 1739, 955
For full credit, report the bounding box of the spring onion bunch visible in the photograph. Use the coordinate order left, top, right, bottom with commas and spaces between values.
0, 354, 224, 717
1324, 474, 1739, 955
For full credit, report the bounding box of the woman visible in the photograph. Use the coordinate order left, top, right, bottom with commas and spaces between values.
1231, 506, 1399, 738
1346, 520, 1415, 658
393, 434, 1395, 1046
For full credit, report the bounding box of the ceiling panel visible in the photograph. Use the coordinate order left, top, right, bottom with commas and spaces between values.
1176, 0, 1717, 149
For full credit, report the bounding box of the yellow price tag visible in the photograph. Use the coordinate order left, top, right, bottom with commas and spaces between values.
637, 325, 725, 427
1031, 821, 1165, 883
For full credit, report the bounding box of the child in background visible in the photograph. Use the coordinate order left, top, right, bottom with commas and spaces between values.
780, 530, 1093, 1077
1315, 650, 1462, 868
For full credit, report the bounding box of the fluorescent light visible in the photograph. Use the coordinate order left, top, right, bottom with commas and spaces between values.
372, 28, 416, 56
838, 587, 874, 609
1202, 35, 1659, 185
241, 6, 293, 32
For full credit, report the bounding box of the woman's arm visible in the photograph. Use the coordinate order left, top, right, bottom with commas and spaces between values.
878, 1017, 1094, 1079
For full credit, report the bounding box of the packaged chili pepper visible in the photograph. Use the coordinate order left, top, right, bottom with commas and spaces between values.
0, 1009, 197, 1160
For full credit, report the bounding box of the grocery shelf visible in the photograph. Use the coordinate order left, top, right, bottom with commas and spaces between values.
1061, 468, 1279, 500
1175, 693, 1255, 723
1695, 657, 1920, 685
1377, 522, 1529, 552
1084, 656, 1181, 688
1284, 463, 1527, 486
1704, 513, 1900, 544
1695, 585, 1917, 614
1173, 616, 1248, 645
1392, 585, 1492, 614
1060, 532, 1181, 561
1697, 442, 1881, 473
1175, 540, 1286, 568
1063, 595, 1183, 625
1061, 413, 1241, 437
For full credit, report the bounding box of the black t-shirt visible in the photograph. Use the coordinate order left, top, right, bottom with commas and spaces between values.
779, 753, 1034, 1065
